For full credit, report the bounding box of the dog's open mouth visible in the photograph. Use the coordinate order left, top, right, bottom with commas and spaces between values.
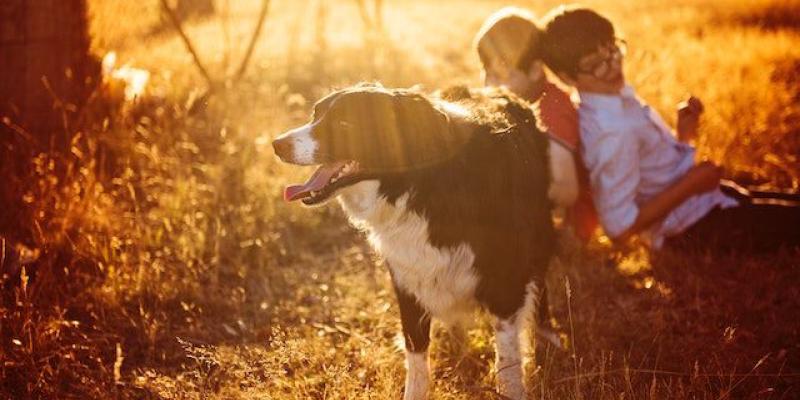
284, 161, 360, 205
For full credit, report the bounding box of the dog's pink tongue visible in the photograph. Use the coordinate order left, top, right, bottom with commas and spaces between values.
284, 162, 345, 202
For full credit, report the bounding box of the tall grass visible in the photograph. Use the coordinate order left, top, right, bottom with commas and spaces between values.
1, 0, 799, 398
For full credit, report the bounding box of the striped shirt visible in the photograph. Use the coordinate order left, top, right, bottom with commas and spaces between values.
578, 85, 738, 248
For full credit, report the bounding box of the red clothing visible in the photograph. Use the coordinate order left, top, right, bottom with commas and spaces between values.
532, 81, 598, 242
537, 81, 580, 151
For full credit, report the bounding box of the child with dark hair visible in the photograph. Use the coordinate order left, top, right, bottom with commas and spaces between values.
474, 7, 598, 242
537, 5, 800, 253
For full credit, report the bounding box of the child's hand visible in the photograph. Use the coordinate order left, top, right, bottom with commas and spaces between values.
687, 161, 723, 194
676, 96, 704, 142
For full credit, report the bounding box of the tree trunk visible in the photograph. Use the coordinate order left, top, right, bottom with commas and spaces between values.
0, 0, 99, 238
0, 0, 99, 150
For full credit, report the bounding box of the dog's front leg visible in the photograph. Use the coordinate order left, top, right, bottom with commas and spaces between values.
393, 282, 432, 400
494, 316, 525, 400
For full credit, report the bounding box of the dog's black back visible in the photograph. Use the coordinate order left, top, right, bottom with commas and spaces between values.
379, 86, 555, 318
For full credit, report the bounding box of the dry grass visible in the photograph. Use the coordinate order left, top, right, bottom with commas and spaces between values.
1, 0, 799, 398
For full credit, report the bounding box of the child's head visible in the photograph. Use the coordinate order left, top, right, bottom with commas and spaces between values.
474, 7, 543, 87
539, 6, 625, 92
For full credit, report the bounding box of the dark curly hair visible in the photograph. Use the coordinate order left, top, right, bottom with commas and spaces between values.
539, 6, 616, 79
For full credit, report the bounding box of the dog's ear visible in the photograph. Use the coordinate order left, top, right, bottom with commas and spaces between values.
389, 92, 474, 168
393, 92, 451, 130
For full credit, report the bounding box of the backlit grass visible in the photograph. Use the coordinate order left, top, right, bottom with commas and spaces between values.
1, 0, 798, 398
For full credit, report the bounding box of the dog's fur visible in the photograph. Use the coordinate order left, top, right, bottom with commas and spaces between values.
273, 84, 571, 400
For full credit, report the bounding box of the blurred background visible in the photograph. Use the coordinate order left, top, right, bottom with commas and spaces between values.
1, 0, 799, 399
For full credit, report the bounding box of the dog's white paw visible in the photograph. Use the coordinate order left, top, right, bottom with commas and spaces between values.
403, 352, 429, 400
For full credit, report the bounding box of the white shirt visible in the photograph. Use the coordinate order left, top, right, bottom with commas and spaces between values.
578, 85, 738, 248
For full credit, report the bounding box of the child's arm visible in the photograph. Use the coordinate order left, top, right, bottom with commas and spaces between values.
586, 116, 721, 243
538, 82, 580, 207
615, 161, 722, 242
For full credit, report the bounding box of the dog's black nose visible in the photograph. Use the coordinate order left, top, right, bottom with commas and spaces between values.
272, 136, 293, 159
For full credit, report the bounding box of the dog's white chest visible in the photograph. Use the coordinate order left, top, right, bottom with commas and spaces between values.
374, 223, 478, 324
338, 181, 479, 323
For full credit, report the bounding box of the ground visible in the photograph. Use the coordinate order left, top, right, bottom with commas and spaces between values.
2, 0, 799, 398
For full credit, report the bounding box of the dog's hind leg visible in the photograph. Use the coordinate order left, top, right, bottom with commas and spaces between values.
394, 282, 432, 400
404, 349, 430, 400
481, 280, 538, 399
494, 315, 526, 400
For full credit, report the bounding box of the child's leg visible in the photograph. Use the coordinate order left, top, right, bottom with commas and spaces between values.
721, 180, 800, 205
664, 200, 800, 254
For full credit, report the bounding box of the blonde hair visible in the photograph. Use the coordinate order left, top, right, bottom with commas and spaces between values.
474, 7, 541, 72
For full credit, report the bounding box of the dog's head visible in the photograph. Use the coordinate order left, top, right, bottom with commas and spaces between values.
273, 85, 473, 205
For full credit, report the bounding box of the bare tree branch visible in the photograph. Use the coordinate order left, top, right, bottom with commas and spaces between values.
221, 0, 232, 72
233, 0, 271, 82
354, 0, 385, 35
374, 0, 384, 31
159, 0, 216, 89
354, 0, 373, 31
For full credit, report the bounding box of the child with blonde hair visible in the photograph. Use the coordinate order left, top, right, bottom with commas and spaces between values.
474, 7, 598, 242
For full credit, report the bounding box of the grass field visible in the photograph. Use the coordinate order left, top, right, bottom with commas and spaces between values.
2, 0, 800, 398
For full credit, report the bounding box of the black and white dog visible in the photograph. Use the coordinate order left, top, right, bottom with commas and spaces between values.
273, 84, 577, 400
